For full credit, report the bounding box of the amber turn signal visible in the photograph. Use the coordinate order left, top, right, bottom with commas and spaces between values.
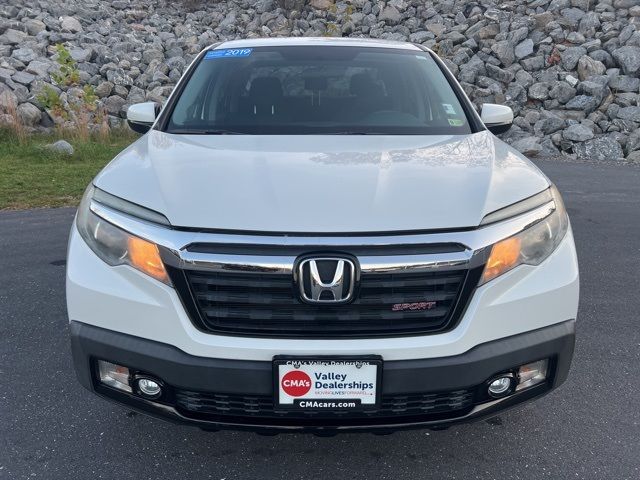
481, 236, 522, 284
127, 236, 169, 283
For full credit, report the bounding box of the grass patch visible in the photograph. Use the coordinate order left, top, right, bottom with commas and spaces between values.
0, 129, 138, 210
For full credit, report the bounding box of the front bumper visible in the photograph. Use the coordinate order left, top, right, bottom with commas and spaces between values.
70, 319, 575, 433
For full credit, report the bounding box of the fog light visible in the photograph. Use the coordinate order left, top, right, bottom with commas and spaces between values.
98, 360, 131, 393
135, 377, 162, 399
489, 377, 511, 395
516, 359, 548, 391
487, 373, 516, 398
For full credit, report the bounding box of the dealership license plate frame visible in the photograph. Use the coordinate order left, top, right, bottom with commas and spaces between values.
273, 355, 383, 412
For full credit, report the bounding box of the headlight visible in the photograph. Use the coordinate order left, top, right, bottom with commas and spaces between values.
480, 186, 569, 284
76, 185, 171, 285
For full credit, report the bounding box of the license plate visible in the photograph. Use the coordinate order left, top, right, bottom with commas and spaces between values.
274, 356, 382, 410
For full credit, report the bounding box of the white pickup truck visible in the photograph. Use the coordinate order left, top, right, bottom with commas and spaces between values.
67, 38, 579, 434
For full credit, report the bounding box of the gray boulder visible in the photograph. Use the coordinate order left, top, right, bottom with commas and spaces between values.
17, 102, 42, 126
512, 137, 542, 157
11, 48, 38, 64
146, 86, 173, 104
106, 68, 133, 86
310, 0, 333, 9
529, 82, 551, 100
520, 56, 545, 71
578, 12, 600, 37
95, 81, 114, 98
45, 140, 74, 156
492, 40, 515, 67
409, 31, 431, 44
589, 50, 614, 68
626, 131, 640, 156
104, 95, 127, 116
560, 7, 586, 28
11, 71, 36, 86
70, 48, 93, 63
617, 107, 640, 123
573, 136, 624, 161
614, 0, 637, 9
563, 124, 594, 142
60, 16, 83, 33
0, 89, 18, 112
3, 29, 27, 45
535, 114, 565, 135
612, 46, 640, 76
561, 47, 587, 70
577, 81, 608, 100
565, 75, 579, 88
577, 56, 605, 81
426, 23, 446, 36
24, 19, 46, 36
26, 60, 52, 79
608, 75, 640, 93
486, 64, 514, 84
549, 82, 577, 104
515, 39, 534, 60
379, 6, 402, 24
565, 95, 599, 114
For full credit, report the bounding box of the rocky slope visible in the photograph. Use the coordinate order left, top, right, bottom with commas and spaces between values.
1, 0, 639, 161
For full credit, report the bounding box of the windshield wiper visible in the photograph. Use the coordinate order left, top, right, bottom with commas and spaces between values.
330, 131, 376, 135
166, 129, 245, 135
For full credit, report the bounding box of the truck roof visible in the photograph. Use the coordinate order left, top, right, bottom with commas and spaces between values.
211, 36, 425, 51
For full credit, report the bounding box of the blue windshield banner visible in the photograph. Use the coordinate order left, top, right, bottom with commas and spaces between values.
205, 48, 253, 59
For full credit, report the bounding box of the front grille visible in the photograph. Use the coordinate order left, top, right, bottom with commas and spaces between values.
170, 265, 481, 338
174, 389, 475, 420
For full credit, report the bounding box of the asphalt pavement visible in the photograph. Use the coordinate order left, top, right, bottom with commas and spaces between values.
1, 158, 639, 480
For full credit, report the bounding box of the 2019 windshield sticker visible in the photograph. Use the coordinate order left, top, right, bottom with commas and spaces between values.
205, 48, 253, 59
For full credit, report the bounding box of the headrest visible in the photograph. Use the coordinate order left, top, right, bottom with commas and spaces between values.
304, 76, 328, 90
350, 73, 381, 96
249, 77, 283, 99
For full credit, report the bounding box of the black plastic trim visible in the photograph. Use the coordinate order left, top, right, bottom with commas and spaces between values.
70, 320, 574, 395
90, 381, 552, 433
127, 120, 152, 134
166, 261, 485, 339
70, 319, 574, 432
486, 123, 511, 135
171, 224, 479, 237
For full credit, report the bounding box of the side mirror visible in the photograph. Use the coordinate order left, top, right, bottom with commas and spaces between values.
480, 104, 513, 135
127, 102, 160, 134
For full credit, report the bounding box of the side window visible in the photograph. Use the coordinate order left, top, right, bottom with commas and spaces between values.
416, 57, 468, 128
171, 62, 219, 126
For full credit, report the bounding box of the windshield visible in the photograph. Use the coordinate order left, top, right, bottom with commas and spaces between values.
165, 46, 474, 135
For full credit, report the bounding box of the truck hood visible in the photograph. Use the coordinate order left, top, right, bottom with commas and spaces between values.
94, 130, 549, 233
